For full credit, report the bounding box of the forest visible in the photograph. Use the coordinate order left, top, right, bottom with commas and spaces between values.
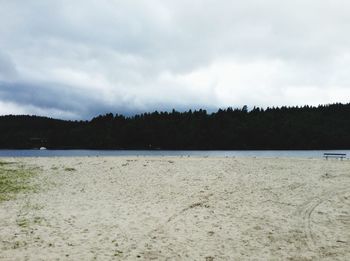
0, 103, 349, 150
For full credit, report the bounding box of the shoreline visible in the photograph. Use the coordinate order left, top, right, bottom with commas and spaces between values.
0, 149, 349, 159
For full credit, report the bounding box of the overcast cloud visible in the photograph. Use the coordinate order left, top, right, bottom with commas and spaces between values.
0, 0, 350, 119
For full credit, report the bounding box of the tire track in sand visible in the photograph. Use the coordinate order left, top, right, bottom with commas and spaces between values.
297, 187, 350, 252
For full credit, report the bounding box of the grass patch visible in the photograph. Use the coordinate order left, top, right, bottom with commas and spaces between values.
12, 241, 27, 249
16, 217, 30, 228
0, 161, 15, 166
64, 167, 76, 172
0, 161, 38, 202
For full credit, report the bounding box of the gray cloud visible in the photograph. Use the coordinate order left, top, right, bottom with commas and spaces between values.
0, 52, 17, 81
0, 0, 350, 119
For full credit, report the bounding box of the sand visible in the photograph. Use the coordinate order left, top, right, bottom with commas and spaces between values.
0, 156, 349, 260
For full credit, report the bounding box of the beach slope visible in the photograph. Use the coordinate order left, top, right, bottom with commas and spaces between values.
0, 157, 349, 260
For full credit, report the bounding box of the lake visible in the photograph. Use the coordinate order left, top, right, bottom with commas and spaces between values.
0, 149, 349, 158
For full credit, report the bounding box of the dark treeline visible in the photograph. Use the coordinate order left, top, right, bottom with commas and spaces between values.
0, 103, 350, 150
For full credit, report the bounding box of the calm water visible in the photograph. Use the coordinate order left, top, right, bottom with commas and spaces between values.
0, 149, 349, 158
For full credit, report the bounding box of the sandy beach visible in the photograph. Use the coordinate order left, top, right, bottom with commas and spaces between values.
0, 156, 349, 260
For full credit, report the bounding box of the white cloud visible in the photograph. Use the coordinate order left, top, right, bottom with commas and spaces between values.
0, 101, 26, 115
0, 0, 349, 119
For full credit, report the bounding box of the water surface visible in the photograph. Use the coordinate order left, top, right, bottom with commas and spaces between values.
0, 150, 349, 158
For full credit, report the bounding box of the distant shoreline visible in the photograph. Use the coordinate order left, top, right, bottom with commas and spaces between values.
1, 103, 350, 150
0, 149, 349, 158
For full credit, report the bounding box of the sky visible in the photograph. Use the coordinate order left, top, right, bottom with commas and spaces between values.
0, 0, 350, 119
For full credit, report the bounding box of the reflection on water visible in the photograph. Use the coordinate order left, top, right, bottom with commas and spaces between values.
0, 149, 349, 158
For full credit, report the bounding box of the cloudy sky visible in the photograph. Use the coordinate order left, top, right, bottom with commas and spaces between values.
0, 0, 349, 119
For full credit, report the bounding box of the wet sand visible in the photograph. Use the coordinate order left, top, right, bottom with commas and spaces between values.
0, 157, 349, 260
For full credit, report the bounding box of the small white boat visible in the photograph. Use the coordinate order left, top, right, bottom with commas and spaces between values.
39, 147, 47, 150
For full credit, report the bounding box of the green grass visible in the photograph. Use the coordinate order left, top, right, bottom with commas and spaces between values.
16, 217, 30, 228
0, 161, 37, 202
0, 161, 15, 166
64, 167, 76, 172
